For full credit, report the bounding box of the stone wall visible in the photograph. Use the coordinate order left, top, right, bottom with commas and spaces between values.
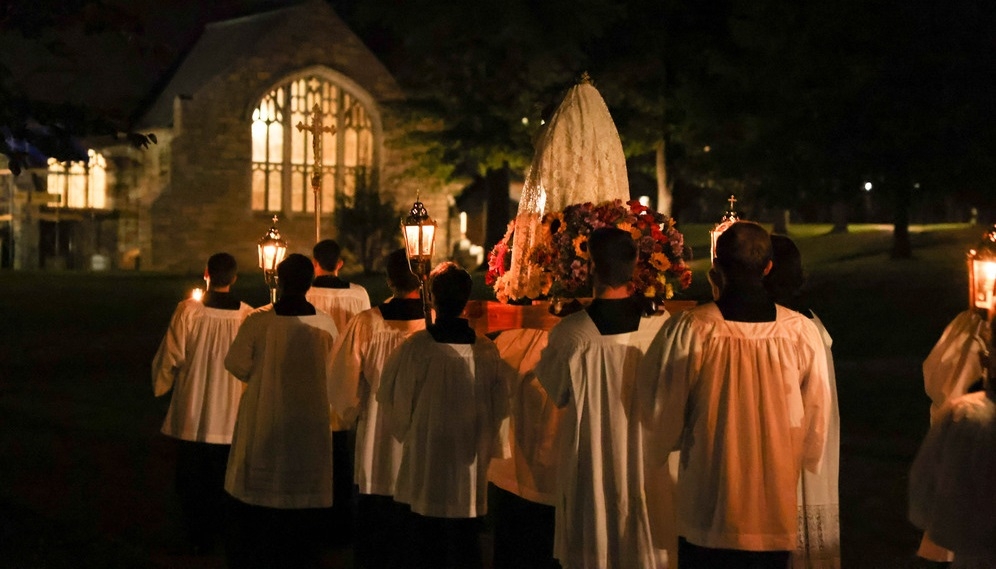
146, 1, 449, 274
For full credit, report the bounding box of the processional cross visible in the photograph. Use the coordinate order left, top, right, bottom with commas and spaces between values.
296, 103, 337, 243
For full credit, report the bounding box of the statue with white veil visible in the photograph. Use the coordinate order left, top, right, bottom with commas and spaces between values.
504, 73, 630, 301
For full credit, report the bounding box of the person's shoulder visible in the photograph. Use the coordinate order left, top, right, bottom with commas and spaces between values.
243, 304, 274, 321
550, 309, 594, 336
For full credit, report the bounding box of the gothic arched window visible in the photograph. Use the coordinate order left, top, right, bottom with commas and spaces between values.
251, 74, 376, 214
46, 149, 108, 209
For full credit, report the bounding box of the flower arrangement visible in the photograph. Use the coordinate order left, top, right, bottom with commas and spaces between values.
486, 199, 692, 303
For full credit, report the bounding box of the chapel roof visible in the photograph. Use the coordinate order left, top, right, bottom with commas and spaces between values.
136, 8, 291, 129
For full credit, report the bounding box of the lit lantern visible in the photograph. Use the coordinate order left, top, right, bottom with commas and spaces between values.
191, 288, 204, 302
401, 193, 437, 325
710, 195, 740, 260
967, 224, 996, 318
258, 215, 288, 304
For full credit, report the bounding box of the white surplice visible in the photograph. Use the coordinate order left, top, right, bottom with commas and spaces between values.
306, 283, 370, 430
917, 309, 987, 562
923, 310, 987, 424
327, 305, 425, 496
535, 311, 671, 569
306, 283, 371, 333
152, 297, 253, 444
223, 306, 338, 509
910, 387, 996, 569
487, 328, 564, 507
794, 313, 841, 568
639, 303, 830, 552
377, 331, 510, 518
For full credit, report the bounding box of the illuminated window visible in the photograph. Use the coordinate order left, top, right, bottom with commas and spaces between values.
251, 75, 376, 214
46, 149, 108, 209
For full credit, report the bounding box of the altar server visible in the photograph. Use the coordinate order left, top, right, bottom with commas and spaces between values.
765, 234, 841, 569
306, 238, 370, 546
328, 248, 426, 569
152, 252, 253, 554
378, 262, 510, 569
639, 221, 830, 569
535, 226, 671, 569
223, 254, 338, 569
910, 316, 996, 569
915, 304, 988, 563
307, 238, 371, 331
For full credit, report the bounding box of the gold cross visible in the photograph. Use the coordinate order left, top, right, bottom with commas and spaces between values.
727, 195, 737, 210
296, 103, 336, 242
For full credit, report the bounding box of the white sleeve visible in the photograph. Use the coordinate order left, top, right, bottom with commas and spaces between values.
800, 319, 831, 474
224, 314, 257, 382
328, 314, 367, 426
638, 313, 697, 466
534, 324, 577, 409
151, 303, 186, 396
377, 339, 416, 441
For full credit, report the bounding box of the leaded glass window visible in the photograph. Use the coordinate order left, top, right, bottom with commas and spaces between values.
251, 75, 376, 214
46, 149, 108, 209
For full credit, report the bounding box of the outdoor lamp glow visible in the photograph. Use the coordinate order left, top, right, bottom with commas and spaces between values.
967, 224, 996, 317
258, 215, 288, 304
401, 193, 436, 325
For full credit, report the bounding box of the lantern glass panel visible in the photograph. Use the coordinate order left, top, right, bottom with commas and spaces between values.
420, 224, 436, 257
972, 258, 996, 310
404, 225, 422, 258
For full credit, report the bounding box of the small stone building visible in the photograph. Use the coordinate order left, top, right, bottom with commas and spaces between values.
1, 0, 454, 273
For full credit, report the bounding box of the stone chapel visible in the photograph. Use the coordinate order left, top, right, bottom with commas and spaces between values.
0, 0, 456, 273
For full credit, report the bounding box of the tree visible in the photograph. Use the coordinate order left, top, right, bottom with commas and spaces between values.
334, 168, 403, 274
332, 0, 627, 246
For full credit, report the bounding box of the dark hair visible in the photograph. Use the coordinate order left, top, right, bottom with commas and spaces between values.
429, 262, 472, 318
277, 253, 315, 296
386, 248, 420, 295
764, 234, 804, 303
206, 252, 238, 287
312, 239, 342, 272
588, 226, 637, 289
714, 221, 772, 284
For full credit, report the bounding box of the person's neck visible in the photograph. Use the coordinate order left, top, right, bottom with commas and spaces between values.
314, 269, 338, 278
594, 283, 631, 299
209, 286, 231, 293
395, 289, 421, 300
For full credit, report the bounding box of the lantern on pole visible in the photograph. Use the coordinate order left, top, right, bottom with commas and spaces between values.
258, 215, 288, 304
401, 192, 437, 326
967, 224, 996, 320
710, 195, 740, 260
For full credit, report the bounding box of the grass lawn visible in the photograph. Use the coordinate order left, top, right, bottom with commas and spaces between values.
0, 222, 985, 568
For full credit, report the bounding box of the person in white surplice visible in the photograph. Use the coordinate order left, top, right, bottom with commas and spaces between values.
223, 254, 339, 569
377, 263, 511, 569
765, 234, 841, 569
327, 248, 426, 569
152, 252, 253, 554
639, 221, 830, 569
916, 306, 988, 564
534, 227, 671, 569
306, 238, 371, 547
910, 316, 996, 569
